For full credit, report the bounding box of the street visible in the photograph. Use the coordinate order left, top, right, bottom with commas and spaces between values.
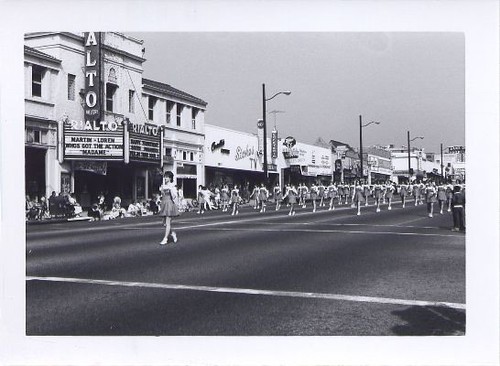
26, 200, 465, 336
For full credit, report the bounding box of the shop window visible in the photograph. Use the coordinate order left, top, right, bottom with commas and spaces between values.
149, 96, 157, 121
166, 101, 174, 124
129, 90, 135, 113
106, 83, 118, 112
191, 107, 198, 129
177, 104, 184, 126
32, 65, 44, 97
67, 74, 76, 101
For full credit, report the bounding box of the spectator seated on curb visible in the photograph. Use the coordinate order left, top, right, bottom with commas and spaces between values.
88, 203, 102, 221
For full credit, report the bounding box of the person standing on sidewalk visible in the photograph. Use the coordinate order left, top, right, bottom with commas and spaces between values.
159, 171, 179, 245
451, 185, 466, 232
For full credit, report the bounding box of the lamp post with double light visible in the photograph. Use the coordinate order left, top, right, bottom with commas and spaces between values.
407, 131, 424, 182
262, 84, 291, 182
359, 115, 381, 183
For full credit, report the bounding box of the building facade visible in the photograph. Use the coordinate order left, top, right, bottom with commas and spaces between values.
24, 32, 207, 207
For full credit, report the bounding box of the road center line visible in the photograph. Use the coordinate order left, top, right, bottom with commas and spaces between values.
26, 276, 466, 310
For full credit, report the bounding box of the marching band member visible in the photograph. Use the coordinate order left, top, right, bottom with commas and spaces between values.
251, 185, 260, 210
159, 171, 179, 245
300, 183, 309, 208
221, 184, 230, 212
318, 182, 326, 207
437, 183, 447, 215
354, 182, 365, 216
327, 181, 337, 211
425, 181, 437, 218
385, 182, 395, 210
310, 183, 318, 213
399, 182, 408, 208
259, 183, 269, 213
274, 183, 283, 211
283, 185, 298, 216
231, 185, 240, 216
373, 182, 383, 213
363, 183, 371, 207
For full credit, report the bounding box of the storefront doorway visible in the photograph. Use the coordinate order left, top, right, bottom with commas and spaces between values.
25, 147, 46, 199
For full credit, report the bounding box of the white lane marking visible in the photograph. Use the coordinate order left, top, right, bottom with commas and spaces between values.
258, 222, 440, 230
183, 227, 463, 238
26, 276, 466, 310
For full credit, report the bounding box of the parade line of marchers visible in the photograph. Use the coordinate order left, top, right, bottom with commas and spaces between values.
156, 174, 466, 246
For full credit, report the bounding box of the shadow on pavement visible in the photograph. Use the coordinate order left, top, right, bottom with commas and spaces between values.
391, 305, 465, 335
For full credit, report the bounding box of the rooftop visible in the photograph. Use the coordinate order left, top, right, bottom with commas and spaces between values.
24, 45, 62, 64
142, 78, 208, 107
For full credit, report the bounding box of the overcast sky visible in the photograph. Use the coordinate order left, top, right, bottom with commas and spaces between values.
130, 32, 465, 153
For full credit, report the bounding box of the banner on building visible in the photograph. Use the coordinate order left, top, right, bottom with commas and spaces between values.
271, 129, 278, 159
257, 119, 264, 156
83, 32, 102, 126
74, 161, 108, 175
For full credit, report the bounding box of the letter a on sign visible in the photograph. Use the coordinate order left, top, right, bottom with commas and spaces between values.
85, 32, 97, 46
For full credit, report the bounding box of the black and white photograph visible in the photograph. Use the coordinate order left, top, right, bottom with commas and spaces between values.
1, 1, 498, 365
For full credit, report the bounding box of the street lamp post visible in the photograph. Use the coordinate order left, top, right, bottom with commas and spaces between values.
407, 131, 424, 182
359, 115, 380, 183
262, 84, 291, 183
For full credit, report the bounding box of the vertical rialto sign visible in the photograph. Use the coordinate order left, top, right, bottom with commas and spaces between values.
84, 32, 102, 126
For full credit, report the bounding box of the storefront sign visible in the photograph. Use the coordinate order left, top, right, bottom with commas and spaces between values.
448, 145, 465, 153
83, 32, 102, 126
271, 130, 278, 159
211, 139, 225, 152
63, 125, 124, 160
283, 136, 296, 148
257, 120, 264, 156
128, 122, 161, 163
235, 145, 255, 161
74, 161, 107, 175
267, 163, 277, 172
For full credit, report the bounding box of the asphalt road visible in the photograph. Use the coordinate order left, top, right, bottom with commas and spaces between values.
26, 199, 465, 336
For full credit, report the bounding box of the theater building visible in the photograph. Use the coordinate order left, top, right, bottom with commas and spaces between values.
24, 32, 206, 207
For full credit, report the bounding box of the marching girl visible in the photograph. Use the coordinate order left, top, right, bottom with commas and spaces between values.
373, 182, 383, 213
231, 184, 240, 215
363, 183, 371, 207
399, 182, 408, 208
297, 183, 304, 207
382, 184, 388, 205
273, 183, 283, 211
385, 182, 395, 210
337, 184, 344, 205
159, 171, 179, 245
419, 183, 426, 205
354, 182, 365, 216
284, 185, 298, 216
318, 182, 326, 207
221, 184, 230, 212
214, 186, 221, 209
349, 183, 356, 207
300, 183, 309, 208
446, 183, 453, 212
425, 182, 437, 217
327, 181, 337, 211
259, 183, 269, 213
310, 183, 318, 213
412, 183, 419, 206
251, 185, 260, 210
437, 183, 447, 214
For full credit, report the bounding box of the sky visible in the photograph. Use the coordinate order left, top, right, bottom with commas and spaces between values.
130, 32, 465, 154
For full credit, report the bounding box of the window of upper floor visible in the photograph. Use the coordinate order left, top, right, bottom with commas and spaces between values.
106, 83, 118, 112
166, 101, 174, 124
177, 103, 184, 127
149, 96, 157, 121
129, 90, 135, 113
67, 74, 76, 101
192, 107, 199, 130
31, 65, 45, 98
